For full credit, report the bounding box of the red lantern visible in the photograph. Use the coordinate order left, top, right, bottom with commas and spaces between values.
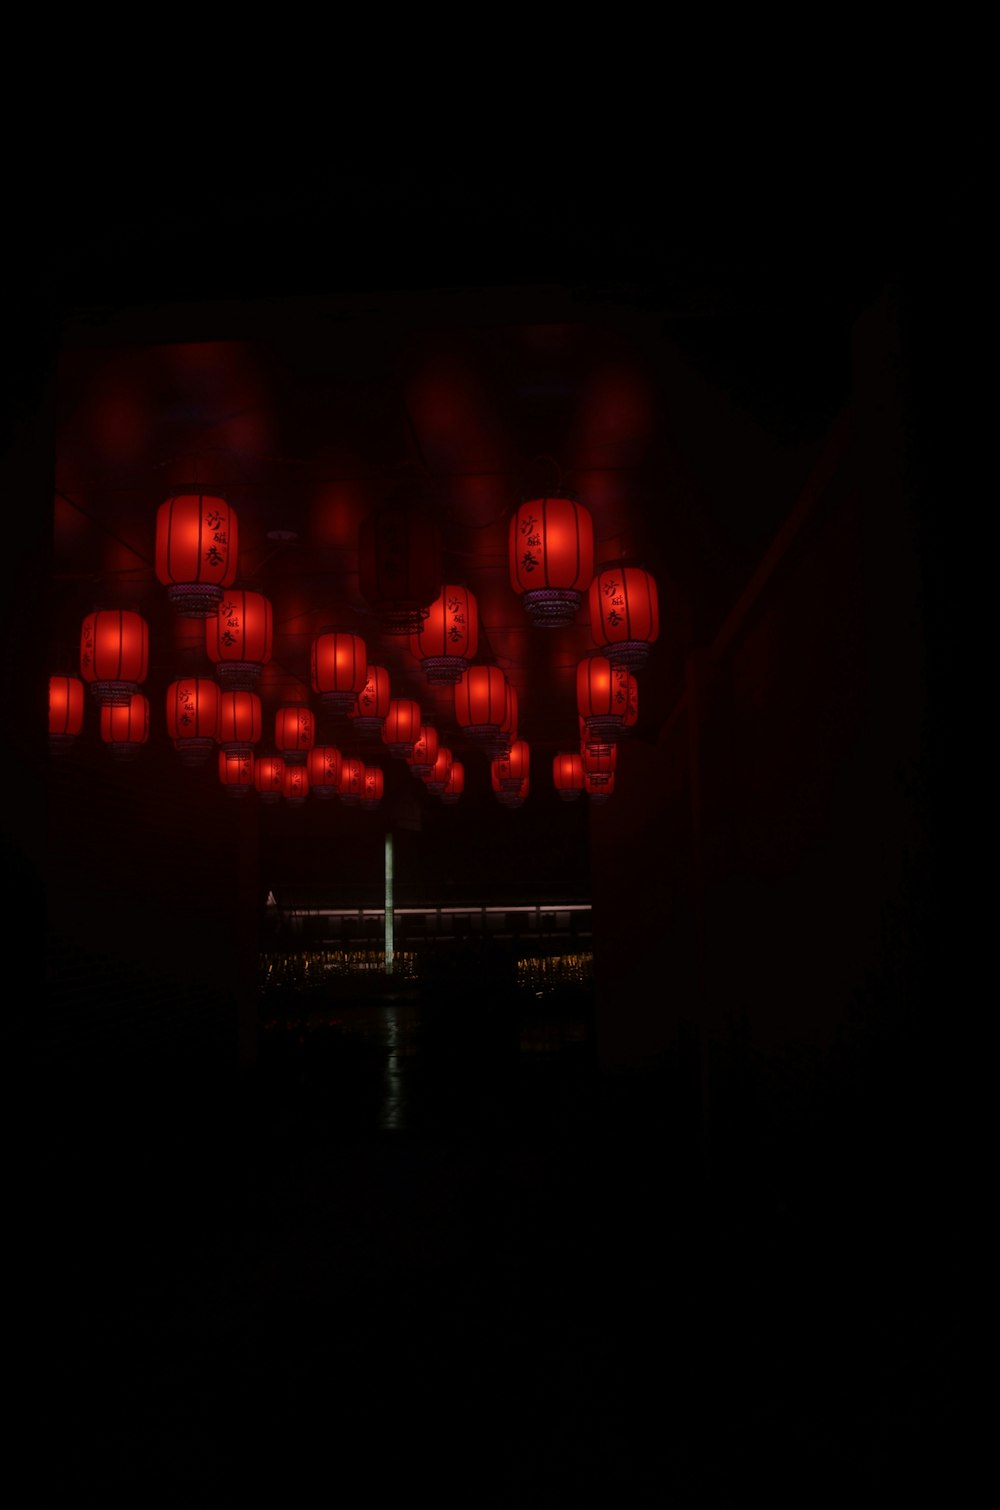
493, 738, 530, 792
166, 676, 220, 766
440, 759, 465, 805
585, 768, 615, 804
156, 493, 238, 617
282, 763, 309, 805
348, 664, 392, 735
581, 740, 617, 787
508, 494, 594, 627
553, 751, 585, 801
410, 584, 479, 685
381, 698, 422, 758
217, 689, 262, 754
422, 745, 453, 795
339, 755, 365, 805
358, 503, 442, 635
454, 665, 507, 748
100, 692, 149, 760
307, 744, 343, 800
361, 765, 384, 810
255, 753, 286, 802
80, 610, 149, 706
407, 724, 439, 778
310, 629, 368, 713
274, 703, 315, 764
577, 656, 636, 745
219, 748, 254, 797
206, 589, 273, 689
49, 674, 85, 750
492, 764, 529, 807
588, 564, 659, 671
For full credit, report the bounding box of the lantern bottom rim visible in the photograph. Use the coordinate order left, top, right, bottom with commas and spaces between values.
521, 588, 583, 627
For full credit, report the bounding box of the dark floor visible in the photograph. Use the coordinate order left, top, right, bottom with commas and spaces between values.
25, 1008, 962, 1504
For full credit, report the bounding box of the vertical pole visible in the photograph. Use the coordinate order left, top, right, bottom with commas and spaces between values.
384, 832, 394, 974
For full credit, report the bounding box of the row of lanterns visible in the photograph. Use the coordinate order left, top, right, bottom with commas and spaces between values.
53, 490, 660, 808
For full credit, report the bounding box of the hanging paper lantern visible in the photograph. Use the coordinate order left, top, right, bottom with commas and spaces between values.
492, 764, 529, 807
338, 755, 365, 805
410, 584, 479, 684
217, 689, 262, 755
381, 698, 422, 758
588, 564, 660, 671
206, 589, 273, 689
307, 744, 343, 800
310, 629, 368, 713
508, 494, 594, 627
282, 763, 309, 805
358, 503, 442, 635
80, 610, 149, 707
274, 703, 315, 765
219, 748, 254, 797
407, 724, 439, 778
100, 692, 149, 760
348, 664, 392, 736
454, 665, 508, 748
553, 751, 585, 801
581, 740, 617, 787
577, 656, 636, 745
422, 746, 453, 796
440, 759, 465, 804
361, 765, 384, 810
166, 676, 220, 766
493, 738, 530, 792
155, 492, 238, 617
585, 768, 615, 804
49, 674, 85, 751
254, 752, 286, 802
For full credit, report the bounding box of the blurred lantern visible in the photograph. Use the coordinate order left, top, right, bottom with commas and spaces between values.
407, 724, 439, 778
588, 564, 659, 671
577, 656, 636, 745
100, 692, 149, 760
282, 763, 309, 805
348, 664, 392, 736
166, 676, 219, 766
310, 629, 368, 713
80, 609, 148, 706
254, 752, 286, 802
206, 589, 273, 689
492, 764, 529, 807
585, 768, 615, 804
274, 703, 315, 765
217, 689, 262, 755
219, 748, 254, 797
381, 698, 422, 758
493, 738, 530, 793
410, 584, 479, 685
361, 765, 384, 810
552, 751, 585, 801
338, 755, 365, 805
49, 674, 85, 751
307, 744, 342, 800
440, 759, 465, 804
454, 665, 508, 749
581, 740, 617, 787
508, 494, 594, 627
422, 745, 453, 796
358, 503, 442, 635
155, 493, 238, 617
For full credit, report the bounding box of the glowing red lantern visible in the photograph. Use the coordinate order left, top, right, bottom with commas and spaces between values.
361, 765, 384, 810
338, 755, 365, 805
156, 493, 238, 617
410, 584, 479, 685
100, 692, 149, 760
166, 676, 220, 765
454, 665, 508, 748
581, 740, 617, 787
407, 724, 439, 778
492, 764, 529, 807
381, 698, 422, 758
274, 703, 315, 764
307, 744, 343, 800
509, 494, 594, 627
310, 629, 368, 713
440, 759, 465, 804
553, 751, 585, 801
577, 656, 636, 745
282, 763, 309, 805
255, 753, 286, 802
219, 748, 254, 797
588, 564, 659, 670
348, 664, 392, 735
422, 746, 453, 796
358, 503, 442, 635
206, 589, 273, 689
493, 738, 530, 792
49, 674, 85, 750
585, 768, 615, 804
217, 689, 262, 755
80, 610, 149, 706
